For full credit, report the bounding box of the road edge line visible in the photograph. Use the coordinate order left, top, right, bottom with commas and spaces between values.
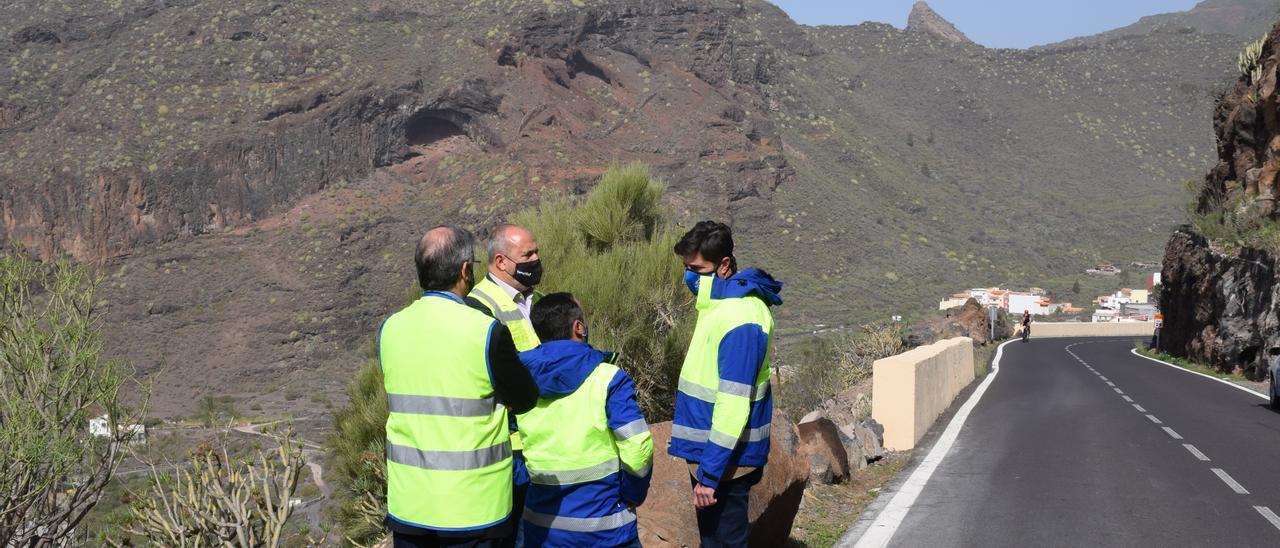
1128, 348, 1268, 401
841, 338, 1016, 548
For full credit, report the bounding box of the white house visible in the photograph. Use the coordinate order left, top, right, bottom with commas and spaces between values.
1008, 293, 1056, 316
88, 414, 146, 443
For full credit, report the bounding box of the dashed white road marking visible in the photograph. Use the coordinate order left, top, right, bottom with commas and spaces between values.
1132, 404, 1146, 412
1099, 376, 1109, 381
1113, 388, 1124, 394
1122, 395, 1134, 402
1163, 427, 1183, 440
1183, 444, 1210, 462
1145, 414, 1162, 424
1212, 468, 1250, 495
1105, 381, 1116, 387
1256, 507, 1280, 532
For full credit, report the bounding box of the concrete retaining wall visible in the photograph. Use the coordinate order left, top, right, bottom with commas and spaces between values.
1017, 322, 1156, 338
871, 337, 975, 451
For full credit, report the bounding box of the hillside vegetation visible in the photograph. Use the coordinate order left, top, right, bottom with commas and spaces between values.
0, 0, 1265, 420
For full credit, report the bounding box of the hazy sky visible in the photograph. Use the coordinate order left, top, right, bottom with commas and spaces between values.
768, 1, 1202, 49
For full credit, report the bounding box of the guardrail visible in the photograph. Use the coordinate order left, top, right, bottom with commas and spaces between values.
1017, 321, 1156, 338
871, 337, 975, 451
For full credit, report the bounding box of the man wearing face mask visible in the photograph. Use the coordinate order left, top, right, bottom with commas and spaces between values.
466, 223, 544, 546
669, 220, 783, 547
379, 225, 540, 547
467, 224, 545, 351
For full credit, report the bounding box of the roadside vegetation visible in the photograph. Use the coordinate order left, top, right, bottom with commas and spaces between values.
1133, 344, 1252, 383
777, 323, 905, 423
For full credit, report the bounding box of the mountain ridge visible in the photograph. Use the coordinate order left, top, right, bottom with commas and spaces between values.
0, 0, 1266, 416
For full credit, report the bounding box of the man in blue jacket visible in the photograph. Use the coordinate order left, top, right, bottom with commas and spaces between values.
669, 221, 782, 547
517, 293, 654, 547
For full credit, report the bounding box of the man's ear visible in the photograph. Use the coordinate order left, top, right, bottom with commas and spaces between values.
718, 256, 734, 279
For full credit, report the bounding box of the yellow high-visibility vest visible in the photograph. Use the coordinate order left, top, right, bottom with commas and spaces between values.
380, 293, 512, 530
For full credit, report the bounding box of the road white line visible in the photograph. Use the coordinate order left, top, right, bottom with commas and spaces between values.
851, 338, 1018, 548
1183, 444, 1210, 462
1113, 388, 1124, 394
1145, 414, 1162, 424
1212, 468, 1250, 495
1128, 349, 1268, 400
1099, 376, 1109, 381
1122, 395, 1134, 403
1256, 506, 1280, 532
1163, 427, 1183, 440
1105, 381, 1116, 387
1132, 404, 1147, 412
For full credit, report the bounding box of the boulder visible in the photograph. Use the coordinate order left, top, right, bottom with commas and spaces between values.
637, 409, 809, 547
796, 414, 850, 484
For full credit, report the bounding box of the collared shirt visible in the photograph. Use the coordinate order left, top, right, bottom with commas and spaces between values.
488, 274, 533, 320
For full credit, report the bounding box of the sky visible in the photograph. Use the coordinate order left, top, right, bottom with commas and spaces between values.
768, 1, 1203, 49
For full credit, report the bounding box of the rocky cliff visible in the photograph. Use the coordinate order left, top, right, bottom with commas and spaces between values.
905, 2, 973, 45
1159, 21, 1279, 379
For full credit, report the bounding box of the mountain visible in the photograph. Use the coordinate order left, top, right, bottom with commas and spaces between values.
906, 1, 973, 45
0, 0, 1267, 416
1051, 0, 1278, 47
1159, 22, 1277, 380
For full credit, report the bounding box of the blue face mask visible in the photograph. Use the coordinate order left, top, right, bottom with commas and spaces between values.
684, 269, 703, 295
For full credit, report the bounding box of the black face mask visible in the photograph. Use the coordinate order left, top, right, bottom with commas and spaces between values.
512, 258, 543, 287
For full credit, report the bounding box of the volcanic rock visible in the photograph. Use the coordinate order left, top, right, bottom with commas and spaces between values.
906, 1, 975, 45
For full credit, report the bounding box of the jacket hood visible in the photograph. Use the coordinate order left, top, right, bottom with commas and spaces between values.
711, 268, 784, 306
518, 340, 612, 397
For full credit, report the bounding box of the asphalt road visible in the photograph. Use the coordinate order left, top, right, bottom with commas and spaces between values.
864, 337, 1280, 547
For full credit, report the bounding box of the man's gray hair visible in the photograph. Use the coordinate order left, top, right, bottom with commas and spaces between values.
486, 224, 520, 260
416, 225, 475, 291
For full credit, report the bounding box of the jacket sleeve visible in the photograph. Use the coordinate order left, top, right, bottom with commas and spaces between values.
487, 323, 539, 414
696, 323, 768, 488
606, 369, 653, 506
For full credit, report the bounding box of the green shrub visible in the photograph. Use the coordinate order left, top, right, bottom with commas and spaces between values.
512, 162, 691, 420
328, 358, 387, 547
778, 322, 904, 422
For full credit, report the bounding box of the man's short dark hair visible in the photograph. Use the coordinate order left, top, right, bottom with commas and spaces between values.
530, 292, 582, 342
674, 220, 734, 264
416, 225, 475, 291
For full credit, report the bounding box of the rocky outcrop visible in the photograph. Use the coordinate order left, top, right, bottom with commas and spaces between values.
1160, 21, 1280, 379
0, 0, 801, 262
637, 410, 808, 547
797, 412, 850, 484
906, 2, 974, 45
1159, 228, 1278, 379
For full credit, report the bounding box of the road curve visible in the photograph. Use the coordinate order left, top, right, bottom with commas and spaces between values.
854, 337, 1280, 547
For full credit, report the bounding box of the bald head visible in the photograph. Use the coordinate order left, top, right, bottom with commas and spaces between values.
416, 225, 475, 292
487, 224, 541, 292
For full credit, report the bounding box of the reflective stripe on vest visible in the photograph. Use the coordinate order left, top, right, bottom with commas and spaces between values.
386, 394, 496, 417
674, 274, 775, 453
676, 378, 771, 403
381, 295, 512, 530
523, 508, 637, 533
519, 363, 624, 486
670, 424, 772, 448
468, 278, 542, 352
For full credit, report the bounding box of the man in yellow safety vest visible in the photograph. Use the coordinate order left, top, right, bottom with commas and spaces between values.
465, 223, 545, 545
380, 225, 540, 547
669, 220, 783, 547
516, 293, 653, 547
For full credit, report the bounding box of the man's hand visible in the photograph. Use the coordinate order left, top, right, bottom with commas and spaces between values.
693, 483, 718, 509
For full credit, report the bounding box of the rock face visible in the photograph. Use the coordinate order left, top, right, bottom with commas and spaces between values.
905, 1, 974, 45
637, 410, 809, 547
797, 413, 850, 484
1160, 21, 1280, 379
